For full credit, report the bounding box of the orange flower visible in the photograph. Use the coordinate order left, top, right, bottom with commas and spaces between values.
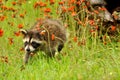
39, 2, 46, 7
14, 31, 21, 36
1, 5, 8, 10
81, 0, 85, 3
18, 24, 23, 29
34, 2, 46, 8
8, 38, 14, 45
61, 6, 67, 13
0, 15, 6, 21
103, 35, 106, 39
12, 14, 16, 18
68, 6, 75, 12
19, 13, 24, 18
8, 7, 16, 12
83, 5, 87, 8
95, 26, 98, 30
44, 8, 51, 13
113, 14, 119, 20
94, 10, 99, 14
73, 36, 77, 42
0, 10, 3, 13
78, 21, 82, 25
0, 28, 4, 37
99, 7, 106, 11
111, 25, 116, 31
103, 41, 107, 45
34, 2, 39, 8
76, 1, 81, 5
71, 11, 76, 16
86, 1, 90, 6
90, 29, 95, 33
58, 1, 64, 5
20, 47, 24, 51
0, 0, 3, 3
89, 20, 95, 26
51, 34, 55, 40
12, 1, 17, 5
69, 0, 76, 4
50, 0, 54, 5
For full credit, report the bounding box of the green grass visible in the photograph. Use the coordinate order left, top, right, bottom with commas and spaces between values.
0, 0, 120, 80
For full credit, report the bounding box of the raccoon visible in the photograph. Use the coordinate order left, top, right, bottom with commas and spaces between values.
20, 19, 67, 64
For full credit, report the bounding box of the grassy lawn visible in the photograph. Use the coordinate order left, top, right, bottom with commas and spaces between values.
0, 0, 120, 80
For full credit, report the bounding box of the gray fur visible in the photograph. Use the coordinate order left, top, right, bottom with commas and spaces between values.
21, 19, 67, 64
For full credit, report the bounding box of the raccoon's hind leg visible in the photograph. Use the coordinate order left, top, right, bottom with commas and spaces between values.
53, 44, 64, 56
48, 48, 56, 57
48, 44, 64, 57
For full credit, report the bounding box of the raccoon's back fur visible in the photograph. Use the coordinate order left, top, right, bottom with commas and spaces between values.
21, 18, 67, 63
31, 19, 67, 55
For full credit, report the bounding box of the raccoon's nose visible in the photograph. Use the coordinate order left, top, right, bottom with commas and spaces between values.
26, 48, 30, 52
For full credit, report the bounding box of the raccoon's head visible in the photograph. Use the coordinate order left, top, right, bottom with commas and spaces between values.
20, 29, 45, 53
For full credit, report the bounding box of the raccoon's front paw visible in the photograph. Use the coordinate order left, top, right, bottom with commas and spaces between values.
23, 52, 30, 64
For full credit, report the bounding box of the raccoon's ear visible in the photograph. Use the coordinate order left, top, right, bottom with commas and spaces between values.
20, 29, 28, 36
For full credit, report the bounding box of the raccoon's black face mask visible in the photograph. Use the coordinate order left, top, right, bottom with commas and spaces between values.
20, 29, 45, 53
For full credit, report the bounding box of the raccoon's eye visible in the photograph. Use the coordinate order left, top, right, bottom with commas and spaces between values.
24, 42, 29, 46
31, 42, 40, 48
